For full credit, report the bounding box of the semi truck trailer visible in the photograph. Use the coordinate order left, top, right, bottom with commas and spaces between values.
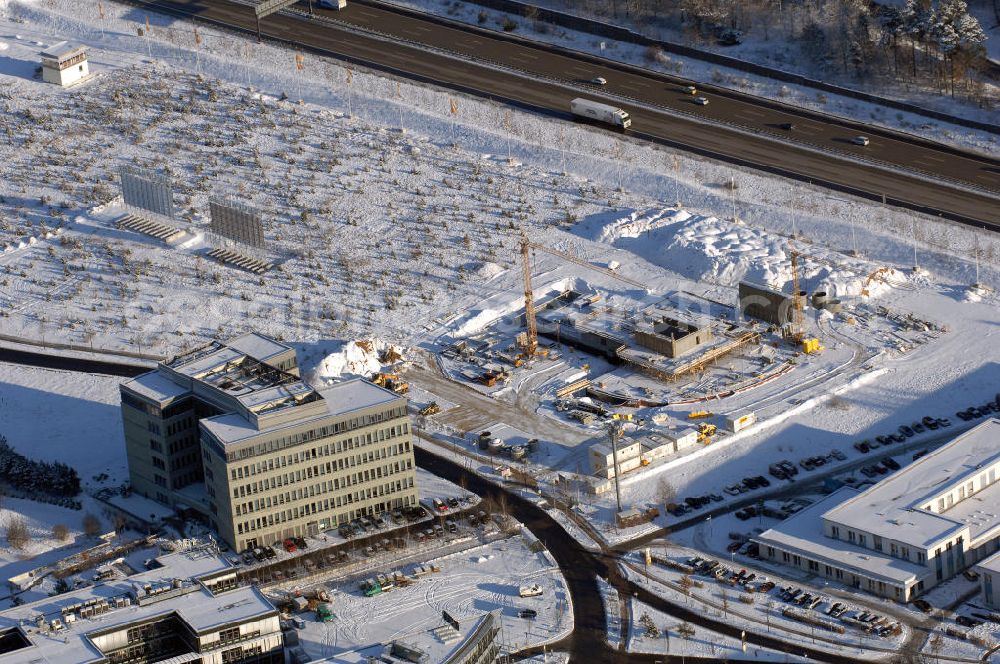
570, 98, 631, 129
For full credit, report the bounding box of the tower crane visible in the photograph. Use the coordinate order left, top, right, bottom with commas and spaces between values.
789, 248, 805, 343
518, 234, 648, 355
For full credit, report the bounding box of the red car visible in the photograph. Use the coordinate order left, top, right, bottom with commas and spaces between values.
283, 538, 297, 553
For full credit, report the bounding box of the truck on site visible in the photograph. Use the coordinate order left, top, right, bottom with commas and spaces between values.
570, 98, 631, 129
518, 583, 543, 598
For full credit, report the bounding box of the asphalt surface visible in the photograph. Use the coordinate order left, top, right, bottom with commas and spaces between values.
122, 0, 1000, 226
0, 345, 149, 377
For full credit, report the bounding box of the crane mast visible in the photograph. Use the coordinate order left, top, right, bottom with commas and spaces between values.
790, 248, 805, 342
520, 237, 539, 355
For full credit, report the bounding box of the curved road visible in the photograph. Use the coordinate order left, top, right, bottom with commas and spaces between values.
3, 344, 895, 662
119, 0, 1000, 226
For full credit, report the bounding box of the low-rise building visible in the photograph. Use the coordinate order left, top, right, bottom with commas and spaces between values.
120, 332, 419, 553
39, 41, 89, 87
589, 440, 642, 478
0, 547, 283, 664
755, 419, 1000, 601
976, 550, 1000, 609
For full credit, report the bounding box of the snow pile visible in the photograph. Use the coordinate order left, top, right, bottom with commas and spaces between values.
592, 207, 691, 244
587, 209, 903, 298
471, 260, 505, 281
0, 42, 9, 51
314, 339, 394, 381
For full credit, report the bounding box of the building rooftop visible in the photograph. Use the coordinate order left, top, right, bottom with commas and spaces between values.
976, 549, 1000, 575
122, 370, 190, 405
822, 419, 1000, 548
225, 332, 292, 364
39, 41, 87, 62
201, 378, 404, 446
756, 488, 929, 586
0, 548, 276, 664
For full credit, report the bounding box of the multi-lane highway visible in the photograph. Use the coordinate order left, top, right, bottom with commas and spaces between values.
123, 0, 1000, 227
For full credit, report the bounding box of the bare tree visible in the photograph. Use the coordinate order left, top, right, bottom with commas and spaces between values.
656, 477, 677, 512
52, 524, 70, 542
6, 517, 30, 550
82, 513, 102, 537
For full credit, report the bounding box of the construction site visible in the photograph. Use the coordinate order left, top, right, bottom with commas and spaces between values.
433, 228, 945, 491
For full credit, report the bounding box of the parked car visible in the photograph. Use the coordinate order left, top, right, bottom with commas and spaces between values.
875, 435, 890, 446
956, 615, 982, 627
912, 422, 925, 433
448, 497, 460, 508
913, 599, 932, 613
518, 608, 538, 619
830, 449, 847, 461
881, 457, 900, 471
899, 425, 915, 438
853, 441, 871, 454
283, 538, 297, 553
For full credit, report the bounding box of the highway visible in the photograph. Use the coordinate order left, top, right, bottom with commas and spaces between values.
121, 0, 1000, 226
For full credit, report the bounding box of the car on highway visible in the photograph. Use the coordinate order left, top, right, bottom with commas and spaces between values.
694, 96, 709, 106
778, 122, 794, 130
590, 76, 607, 86
318, 0, 347, 8
683, 85, 697, 95
852, 136, 870, 146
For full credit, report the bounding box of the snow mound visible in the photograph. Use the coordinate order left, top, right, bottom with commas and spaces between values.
0, 43, 9, 51
315, 338, 400, 381
471, 260, 505, 281
586, 208, 902, 298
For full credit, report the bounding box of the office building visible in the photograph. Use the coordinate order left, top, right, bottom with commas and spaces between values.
120, 332, 419, 552
755, 419, 1000, 601
0, 548, 283, 664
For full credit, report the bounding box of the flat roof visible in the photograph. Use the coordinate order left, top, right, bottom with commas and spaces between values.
122, 370, 190, 405
225, 332, 291, 363
39, 40, 86, 61
201, 378, 404, 446
976, 549, 1000, 575
823, 419, 1000, 548
755, 488, 928, 586
0, 549, 275, 663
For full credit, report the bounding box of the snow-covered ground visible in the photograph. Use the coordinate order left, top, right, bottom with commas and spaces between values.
627, 595, 809, 661
1, 0, 998, 362
286, 535, 572, 661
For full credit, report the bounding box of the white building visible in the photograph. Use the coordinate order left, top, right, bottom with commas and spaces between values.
976, 550, 1000, 609
0, 547, 284, 663
589, 440, 642, 478
755, 419, 1000, 601
39, 41, 89, 87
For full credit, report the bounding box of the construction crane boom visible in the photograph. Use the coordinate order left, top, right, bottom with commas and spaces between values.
518, 233, 649, 354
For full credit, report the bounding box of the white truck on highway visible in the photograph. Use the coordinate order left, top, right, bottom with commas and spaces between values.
570, 98, 631, 129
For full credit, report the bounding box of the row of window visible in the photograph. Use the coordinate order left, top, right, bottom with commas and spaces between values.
225, 406, 408, 462
235, 463, 414, 517
231, 441, 412, 499
236, 476, 414, 534
930, 467, 997, 513
830, 525, 924, 565
771, 546, 913, 599
229, 424, 409, 481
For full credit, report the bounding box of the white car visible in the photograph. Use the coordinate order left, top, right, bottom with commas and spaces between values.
694, 96, 709, 106
590, 76, 607, 86
318, 0, 347, 8
852, 136, 870, 146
